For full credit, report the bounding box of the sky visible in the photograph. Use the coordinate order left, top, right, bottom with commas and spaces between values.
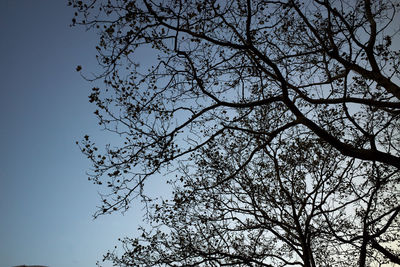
1, 1, 400, 267
0, 1, 153, 266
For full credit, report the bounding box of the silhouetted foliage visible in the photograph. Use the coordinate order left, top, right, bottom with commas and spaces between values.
71, 0, 400, 266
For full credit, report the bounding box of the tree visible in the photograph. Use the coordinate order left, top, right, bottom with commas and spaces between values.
70, 0, 400, 266
103, 134, 400, 266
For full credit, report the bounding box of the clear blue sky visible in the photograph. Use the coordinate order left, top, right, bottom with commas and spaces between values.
0, 1, 153, 266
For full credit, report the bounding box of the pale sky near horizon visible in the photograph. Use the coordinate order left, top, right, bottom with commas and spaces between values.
0, 1, 159, 266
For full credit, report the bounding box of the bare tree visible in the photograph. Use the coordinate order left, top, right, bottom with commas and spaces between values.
98, 123, 399, 266
70, 0, 400, 266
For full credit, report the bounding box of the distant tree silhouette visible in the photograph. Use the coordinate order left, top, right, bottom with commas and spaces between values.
71, 0, 400, 266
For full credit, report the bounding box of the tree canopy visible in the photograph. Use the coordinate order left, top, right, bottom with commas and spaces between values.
71, 0, 400, 266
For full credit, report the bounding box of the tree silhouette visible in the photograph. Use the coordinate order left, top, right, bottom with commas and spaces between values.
71, 0, 400, 266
